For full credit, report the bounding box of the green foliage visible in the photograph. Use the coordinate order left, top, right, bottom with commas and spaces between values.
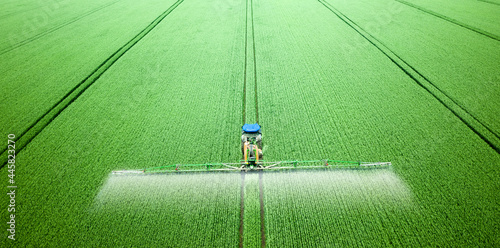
0, 0, 180, 152
322, 0, 500, 135
0, 0, 245, 246
88, 173, 241, 247
263, 169, 419, 247
254, 0, 500, 246
1, 0, 499, 247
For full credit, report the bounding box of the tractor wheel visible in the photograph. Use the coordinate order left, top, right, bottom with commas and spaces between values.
256, 135, 262, 148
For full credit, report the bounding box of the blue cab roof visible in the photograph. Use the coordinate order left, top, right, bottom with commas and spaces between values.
242, 123, 261, 133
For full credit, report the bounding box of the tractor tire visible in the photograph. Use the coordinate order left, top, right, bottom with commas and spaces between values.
256, 134, 262, 149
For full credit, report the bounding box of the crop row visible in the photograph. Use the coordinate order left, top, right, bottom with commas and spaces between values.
397, 0, 500, 38
243, 173, 262, 247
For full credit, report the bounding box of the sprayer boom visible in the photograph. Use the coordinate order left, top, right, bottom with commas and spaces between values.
111, 123, 392, 174
112, 160, 391, 174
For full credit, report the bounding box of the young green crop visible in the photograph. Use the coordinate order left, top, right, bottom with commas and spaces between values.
263, 169, 418, 247
89, 173, 241, 247
0, 0, 246, 246
1, 0, 499, 246
254, 0, 500, 245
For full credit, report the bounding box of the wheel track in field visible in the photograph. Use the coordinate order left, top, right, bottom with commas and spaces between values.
242, 0, 260, 124
0, 0, 124, 55
0, 0, 185, 168
239, 172, 245, 248
241, 0, 265, 245
477, 0, 500, 6
318, 0, 500, 154
395, 0, 500, 42
259, 170, 266, 248
242, 0, 249, 124
251, 0, 260, 124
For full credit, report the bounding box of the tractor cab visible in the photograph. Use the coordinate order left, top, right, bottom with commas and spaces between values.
241, 123, 263, 166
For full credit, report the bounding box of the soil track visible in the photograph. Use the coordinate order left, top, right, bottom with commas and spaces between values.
259, 170, 266, 247
239, 172, 245, 248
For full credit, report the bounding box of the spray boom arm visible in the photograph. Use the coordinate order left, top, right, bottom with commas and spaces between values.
112, 160, 391, 174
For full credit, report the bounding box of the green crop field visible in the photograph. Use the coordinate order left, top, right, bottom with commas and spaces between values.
1, 0, 499, 247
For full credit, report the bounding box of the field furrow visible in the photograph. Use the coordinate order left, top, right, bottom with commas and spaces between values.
318, 0, 500, 152
0, 0, 121, 52
0, 0, 124, 55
